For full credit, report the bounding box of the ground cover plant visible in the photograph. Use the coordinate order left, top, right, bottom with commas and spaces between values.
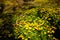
0, 0, 60, 40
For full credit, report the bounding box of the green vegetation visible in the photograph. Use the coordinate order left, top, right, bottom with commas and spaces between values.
0, 0, 60, 40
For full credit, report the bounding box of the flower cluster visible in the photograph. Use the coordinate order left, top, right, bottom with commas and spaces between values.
13, 14, 57, 40
0, 0, 60, 40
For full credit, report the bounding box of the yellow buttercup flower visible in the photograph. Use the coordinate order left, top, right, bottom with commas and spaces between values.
33, 22, 39, 27
26, 27, 28, 29
47, 31, 50, 33
48, 35, 51, 37
48, 18, 51, 20
25, 38, 28, 40
39, 27, 43, 30
25, 24, 29, 27
22, 37, 24, 40
32, 28, 35, 30
28, 27, 32, 29
28, 36, 30, 38
44, 32, 47, 34
38, 28, 42, 30
38, 28, 41, 30
51, 30, 55, 33
18, 34, 24, 39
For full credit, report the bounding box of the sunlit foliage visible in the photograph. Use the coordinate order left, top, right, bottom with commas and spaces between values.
0, 0, 60, 40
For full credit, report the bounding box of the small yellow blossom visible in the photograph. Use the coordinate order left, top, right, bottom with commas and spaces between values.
32, 28, 35, 30
22, 37, 24, 40
18, 34, 24, 39
48, 35, 51, 37
47, 31, 50, 33
25, 24, 29, 27
28, 36, 30, 38
48, 18, 51, 20
51, 30, 55, 33
25, 38, 28, 40
26, 27, 29, 29
29, 27, 32, 29
38, 27, 43, 30
33, 22, 39, 27
48, 35, 52, 37
44, 32, 47, 34
40, 27, 43, 30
